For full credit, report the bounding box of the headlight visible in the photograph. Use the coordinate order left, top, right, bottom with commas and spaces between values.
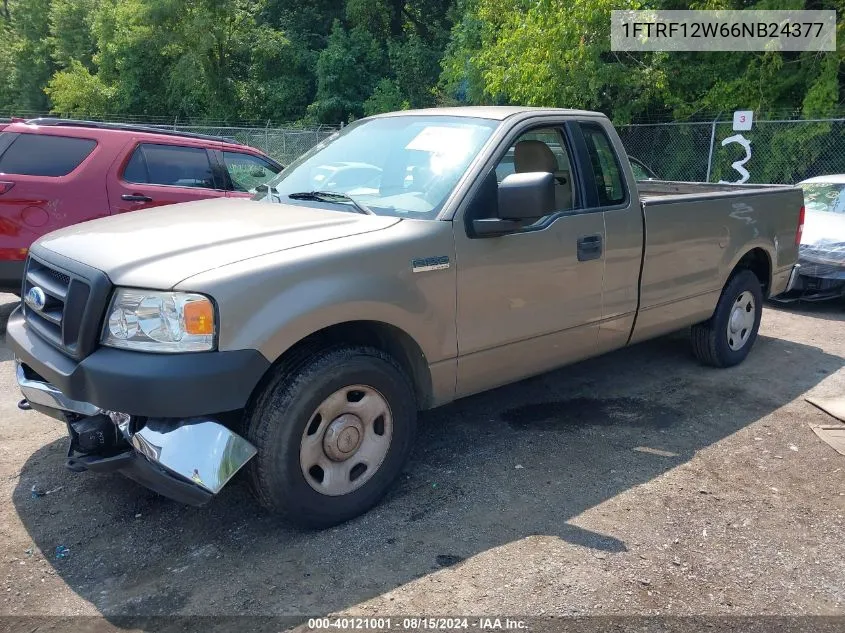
101, 288, 216, 352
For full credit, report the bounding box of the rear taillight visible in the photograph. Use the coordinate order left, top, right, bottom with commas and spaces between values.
795, 205, 805, 245
0, 181, 13, 195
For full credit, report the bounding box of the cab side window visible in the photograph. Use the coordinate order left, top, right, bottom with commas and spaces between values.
494, 127, 577, 212
580, 123, 625, 206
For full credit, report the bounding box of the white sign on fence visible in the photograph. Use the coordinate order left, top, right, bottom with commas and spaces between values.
733, 111, 753, 131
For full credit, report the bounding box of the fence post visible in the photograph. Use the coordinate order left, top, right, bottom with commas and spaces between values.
705, 113, 720, 183
265, 119, 270, 155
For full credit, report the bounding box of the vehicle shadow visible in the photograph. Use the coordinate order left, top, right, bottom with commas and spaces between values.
12, 330, 844, 625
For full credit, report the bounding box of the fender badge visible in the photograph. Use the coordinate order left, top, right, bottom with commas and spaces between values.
412, 256, 450, 273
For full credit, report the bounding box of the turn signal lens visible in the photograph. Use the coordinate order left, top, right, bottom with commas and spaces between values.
0, 182, 14, 195
184, 298, 214, 335
795, 205, 805, 246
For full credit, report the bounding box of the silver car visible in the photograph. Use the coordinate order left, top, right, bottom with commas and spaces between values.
787, 175, 845, 301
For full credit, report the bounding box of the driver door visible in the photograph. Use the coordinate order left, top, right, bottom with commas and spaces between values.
454, 123, 606, 398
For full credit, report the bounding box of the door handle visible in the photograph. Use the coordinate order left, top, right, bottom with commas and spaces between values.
121, 194, 153, 202
577, 234, 603, 262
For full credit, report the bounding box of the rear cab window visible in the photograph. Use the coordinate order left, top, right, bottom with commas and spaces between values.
579, 122, 626, 206
123, 143, 219, 189
0, 133, 97, 176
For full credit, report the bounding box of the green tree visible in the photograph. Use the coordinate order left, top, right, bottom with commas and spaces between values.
309, 20, 385, 122
363, 78, 410, 115
440, 0, 666, 122
6, 0, 54, 111
0, 19, 17, 112
440, 0, 844, 125
49, 0, 98, 69
44, 60, 114, 115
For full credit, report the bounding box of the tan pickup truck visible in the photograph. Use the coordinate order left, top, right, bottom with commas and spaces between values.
9, 107, 804, 527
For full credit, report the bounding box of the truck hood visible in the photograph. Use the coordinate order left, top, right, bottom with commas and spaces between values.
35, 198, 401, 288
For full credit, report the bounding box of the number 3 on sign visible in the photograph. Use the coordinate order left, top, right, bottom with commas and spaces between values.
718, 134, 751, 185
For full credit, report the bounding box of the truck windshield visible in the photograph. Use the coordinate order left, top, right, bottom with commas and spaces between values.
255, 115, 499, 219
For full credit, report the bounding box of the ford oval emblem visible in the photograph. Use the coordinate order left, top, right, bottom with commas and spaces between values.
25, 286, 46, 312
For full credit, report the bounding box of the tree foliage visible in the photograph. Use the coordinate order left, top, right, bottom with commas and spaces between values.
0, 0, 842, 126
442, 0, 845, 123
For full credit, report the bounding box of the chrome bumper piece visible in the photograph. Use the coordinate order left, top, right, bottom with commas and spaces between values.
785, 264, 801, 293
15, 360, 256, 499
130, 419, 257, 495
16, 362, 102, 417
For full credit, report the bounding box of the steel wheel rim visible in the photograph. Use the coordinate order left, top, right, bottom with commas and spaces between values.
299, 384, 393, 496
726, 290, 755, 351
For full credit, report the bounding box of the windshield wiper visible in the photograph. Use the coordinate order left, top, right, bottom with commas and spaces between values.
287, 191, 376, 215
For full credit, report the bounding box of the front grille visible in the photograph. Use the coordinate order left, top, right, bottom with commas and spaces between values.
45, 268, 71, 286
22, 253, 111, 360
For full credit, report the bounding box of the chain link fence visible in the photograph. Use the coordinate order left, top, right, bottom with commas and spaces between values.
617, 118, 845, 185
162, 124, 339, 166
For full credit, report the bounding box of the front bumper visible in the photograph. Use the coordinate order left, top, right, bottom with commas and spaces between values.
16, 361, 257, 506
7, 308, 270, 418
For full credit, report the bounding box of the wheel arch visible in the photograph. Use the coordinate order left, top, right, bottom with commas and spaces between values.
729, 246, 773, 297
250, 320, 434, 411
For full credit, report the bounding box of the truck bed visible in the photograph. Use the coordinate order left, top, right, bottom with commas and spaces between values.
629, 180, 804, 344
637, 180, 792, 203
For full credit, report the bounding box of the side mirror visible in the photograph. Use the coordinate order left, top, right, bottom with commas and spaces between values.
498, 172, 555, 220
470, 172, 555, 238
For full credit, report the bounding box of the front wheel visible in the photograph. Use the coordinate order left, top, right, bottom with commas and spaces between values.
245, 345, 417, 528
691, 269, 764, 368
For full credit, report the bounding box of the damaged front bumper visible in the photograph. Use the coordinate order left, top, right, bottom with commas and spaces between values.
16, 361, 257, 506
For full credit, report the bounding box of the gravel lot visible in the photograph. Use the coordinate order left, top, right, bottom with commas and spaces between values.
0, 292, 844, 624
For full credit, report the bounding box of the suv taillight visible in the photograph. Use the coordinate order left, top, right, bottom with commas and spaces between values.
0, 182, 14, 195
795, 205, 805, 246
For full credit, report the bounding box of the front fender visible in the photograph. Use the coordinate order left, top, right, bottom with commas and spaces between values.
229, 273, 454, 365
176, 218, 458, 367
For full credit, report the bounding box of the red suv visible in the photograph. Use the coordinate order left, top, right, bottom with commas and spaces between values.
0, 119, 283, 292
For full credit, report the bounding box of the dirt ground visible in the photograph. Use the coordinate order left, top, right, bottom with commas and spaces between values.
0, 291, 844, 625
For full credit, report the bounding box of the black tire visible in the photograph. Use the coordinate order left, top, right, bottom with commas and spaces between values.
244, 344, 417, 528
691, 269, 764, 368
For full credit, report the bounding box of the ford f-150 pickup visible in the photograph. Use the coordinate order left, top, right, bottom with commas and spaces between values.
8, 107, 804, 527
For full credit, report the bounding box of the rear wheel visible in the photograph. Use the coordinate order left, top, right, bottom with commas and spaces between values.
245, 345, 417, 528
691, 269, 763, 368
